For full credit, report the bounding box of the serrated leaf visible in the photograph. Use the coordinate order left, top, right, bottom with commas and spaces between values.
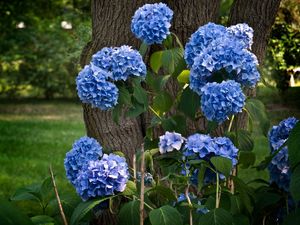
177, 70, 190, 84
152, 92, 173, 115
133, 80, 148, 106
198, 208, 233, 225
150, 51, 163, 73
118, 201, 140, 225
287, 121, 300, 169
237, 130, 254, 151
210, 156, 232, 177
178, 87, 200, 119
149, 205, 183, 225
118, 86, 131, 106
245, 99, 270, 136
122, 181, 137, 196
70, 197, 111, 225
290, 164, 300, 201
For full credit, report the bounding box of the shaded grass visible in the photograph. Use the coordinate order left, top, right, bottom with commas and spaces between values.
0, 100, 85, 197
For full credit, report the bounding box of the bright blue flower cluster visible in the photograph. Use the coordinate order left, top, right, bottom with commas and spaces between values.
159, 131, 184, 154
189, 36, 259, 95
227, 23, 254, 49
91, 45, 147, 81
200, 80, 245, 123
183, 134, 216, 158
74, 153, 129, 201
76, 65, 119, 110
64, 136, 103, 185
268, 117, 298, 191
131, 3, 173, 45
184, 133, 238, 165
184, 23, 227, 68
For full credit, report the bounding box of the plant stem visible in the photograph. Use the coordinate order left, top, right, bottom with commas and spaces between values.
133, 153, 137, 201
216, 172, 220, 208
185, 186, 193, 225
227, 115, 235, 132
49, 165, 68, 225
148, 105, 162, 120
140, 144, 145, 225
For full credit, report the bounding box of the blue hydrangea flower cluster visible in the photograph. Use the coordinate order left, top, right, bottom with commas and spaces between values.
76, 65, 119, 110
200, 80, 245, 123
189, 37, 259, 95
91, 45, 147, 81
159, 131, 184, 154
137, 172, 154, 185
131, 3, 173, 45
227, 23, 254, 49
74, 153, 129, 201
184, 23, 227, 68
184, 134, 238, 166
64, 136, 103, 185
176, 193, 209, 214
268, 117, 298, 191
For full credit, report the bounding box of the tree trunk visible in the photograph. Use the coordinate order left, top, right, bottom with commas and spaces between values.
228, 0, 281, 129
80, 0, 221, 166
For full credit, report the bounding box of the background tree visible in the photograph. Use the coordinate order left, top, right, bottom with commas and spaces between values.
80, 0, 281, 165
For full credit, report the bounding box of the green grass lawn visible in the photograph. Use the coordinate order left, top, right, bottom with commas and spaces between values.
0, 99, 85, 197
0, 86, 299, 199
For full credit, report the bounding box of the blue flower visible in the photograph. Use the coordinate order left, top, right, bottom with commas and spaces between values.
184, 134, 216, 157
268, 117, 298, 191
189, 37, 260, 94
200, 80, 245, 123
74, 153, 129, 201
131, 3, 173, 45
64, 136, 103, 185
91, 45, 146, 81
184, 23, 227, 68
213, 137, 239, 166
76, 65, 119, 110
159, 131, 184, 154
137, 172, 154, 185
227, 23, 254, 49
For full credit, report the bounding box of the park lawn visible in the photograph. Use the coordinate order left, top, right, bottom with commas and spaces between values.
0, 99, 85, 197
0, 86, 299, 198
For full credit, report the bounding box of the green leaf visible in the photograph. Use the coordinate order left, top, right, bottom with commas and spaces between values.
245, 99, 270, 136
126, 101, 145, 118
150, 51, 163, 73
118, 86, 132, 106
122, 181, 137, 196
133, 80, 148, 106
152, 92, 173, 115
118, 201, 140, 225
238, 151, 256, 169
162, 48, 184, 75
161, 115, 187, 134
0, 198, 34, 225
210, 156, 232, 177
287, 121, 300, 169
70, 197, 111, 225
230, 195, 243, 215
290, 164, 300, 201
113, 151, 125, 157
283, 208, 300, 225
149, 205, 183, 225
178, 87, 200, 119
177, 70, 190, 84
232, 214, 250, 225
139, 42, 148, 57
237, 130, 254, 151
31, 215, 55, 225
148, 185, 177, 202
112, 103, 123, 124
198, 208, 233, 225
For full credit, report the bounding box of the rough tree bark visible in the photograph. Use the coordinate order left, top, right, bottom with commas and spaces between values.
80, 1, 281, 224
80, 0, 221, 166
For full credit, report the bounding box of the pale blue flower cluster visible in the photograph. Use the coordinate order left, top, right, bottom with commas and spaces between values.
184, 134, 238, 165
159, 131, 184, 154
131, 3, 173, 45
227, 23, 254, 49
176, 193, 209, 214
74, 153, 129, 201
268, 117, 298, 191
76, 65, 119, 110
137, 172, 154, 185
91, 45, 147, 81
184, 23, 227, 68
64, 136, 103, 185
200, 80, 245, 123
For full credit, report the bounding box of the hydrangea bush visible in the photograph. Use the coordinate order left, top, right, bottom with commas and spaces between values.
63, 3, 300, 225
